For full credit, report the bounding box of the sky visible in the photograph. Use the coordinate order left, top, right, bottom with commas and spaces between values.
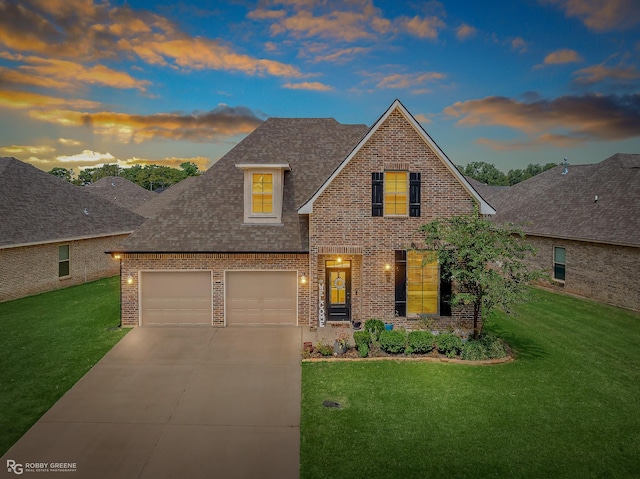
0, 0, 639, 175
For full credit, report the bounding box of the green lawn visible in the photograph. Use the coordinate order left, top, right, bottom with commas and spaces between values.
0, 277, 128, 456
301, 289, 640, 479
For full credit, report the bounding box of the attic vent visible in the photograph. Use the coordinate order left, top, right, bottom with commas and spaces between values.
562, 158, 569, 175
83, 208, 89, 215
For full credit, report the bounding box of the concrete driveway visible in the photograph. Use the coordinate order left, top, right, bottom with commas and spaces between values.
1, 327, 302, 479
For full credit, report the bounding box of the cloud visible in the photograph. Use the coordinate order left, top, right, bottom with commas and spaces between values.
0, 144, 56, 155
0, 55, 150, 91
573, 62, 640, 85
27, 104, 264, 144
57, 150, 116, 165
0, 1, 304, 79
539, 48, 583, 66
456, 23, 478, 40
375, 72, 446, 90
540, 0, 640, 31
510, 37, 528, 53
283, 81, 333, 91
476, 134, 585, 150
444, 93, 640, 147
414, 113, 432, 124
58, 138, 82, 146
0, 89, 100, 110
312, 47, 369, 64
249, 0, 445, 42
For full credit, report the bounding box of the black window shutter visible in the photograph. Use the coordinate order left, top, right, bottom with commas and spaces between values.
409, 172, 421, 217
394, 250, 407, 316
372, 172, 384, 217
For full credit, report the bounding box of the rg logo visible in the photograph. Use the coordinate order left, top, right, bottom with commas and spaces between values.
7, 460, 24, 475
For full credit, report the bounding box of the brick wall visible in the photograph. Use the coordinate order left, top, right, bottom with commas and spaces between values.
120, 253, 309, 327
0, 234, 127, 303
309, 108, 478, 329
527, 236, 640, 311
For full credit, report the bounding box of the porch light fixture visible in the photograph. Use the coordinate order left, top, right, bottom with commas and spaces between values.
127, 274, 133, 285
384, 263, 391, 272
112, 253, 121, 260
300, 273, 307, 285
336, 257, 342, 264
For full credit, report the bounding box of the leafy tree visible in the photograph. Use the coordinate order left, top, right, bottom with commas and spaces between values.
48, 167, 74, 182
460, 162, 508, 186
180, 161, 200, 177
420, 211, 543, 339
507, 162, 558, 185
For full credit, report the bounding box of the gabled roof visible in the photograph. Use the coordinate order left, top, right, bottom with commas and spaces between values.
298, 100, 496, 215
134, 175, 201, 218
117, 118, 368, 253
490, 153, 640, 247
85, 176, 156, 214
0, 157, 146, 249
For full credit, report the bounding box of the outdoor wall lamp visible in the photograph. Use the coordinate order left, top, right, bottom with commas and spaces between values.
112, 253, 121, 260
336, 257, 342, 264
127, 274, 133, 284
300, 273, 307, 285
384, 263, 391, 272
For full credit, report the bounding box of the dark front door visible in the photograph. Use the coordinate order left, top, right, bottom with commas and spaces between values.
326, 266, 351, 321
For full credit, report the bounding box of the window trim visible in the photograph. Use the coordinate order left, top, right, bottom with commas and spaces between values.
553, 246, 566, 282
237, 164, 290, 224
383, 171, 409, 217
395, 250, 451, 317
58, 244, 70, 278
250, 172, 274, 216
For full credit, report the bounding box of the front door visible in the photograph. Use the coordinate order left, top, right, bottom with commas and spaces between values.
326, 260, 351, 321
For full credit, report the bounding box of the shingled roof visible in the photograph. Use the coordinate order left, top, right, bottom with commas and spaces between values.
118, 118, 369, 253
490, 153, 640, 247
134, 175, 201, 218
0, 157, 146, 248
85, 176, 156, 213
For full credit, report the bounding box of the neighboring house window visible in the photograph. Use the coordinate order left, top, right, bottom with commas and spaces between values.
58, 245, 70, 277
252, 173, 273, 214
237, 164, 290, 224
395, 250, 450, 316
372, 172, 421, 217
553, 247, 566, 282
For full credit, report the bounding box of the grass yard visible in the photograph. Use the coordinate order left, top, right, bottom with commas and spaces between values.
301, 288, 640, 479
0, 277, 128, 456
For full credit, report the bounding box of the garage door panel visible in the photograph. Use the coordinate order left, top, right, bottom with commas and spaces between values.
226, 271, 297, 326
141, 272, 212, 326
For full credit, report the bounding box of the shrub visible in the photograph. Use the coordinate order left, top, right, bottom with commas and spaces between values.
353, 330, 371, 348
316, 340, 334, 357
406, 331, 435, 354
481, 333, 507, 359
435, 333, 463, 356
358, 343, 370, 358
379, 329, 407, 354
461, 340, 488, 361
364, 319, 385, 341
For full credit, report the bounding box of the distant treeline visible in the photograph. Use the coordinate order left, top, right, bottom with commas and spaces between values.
459, 161, 558, 186
49, 162, 200, 191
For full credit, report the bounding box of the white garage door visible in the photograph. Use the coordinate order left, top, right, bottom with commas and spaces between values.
140, 271, 212, 326
225, 271, 297, 326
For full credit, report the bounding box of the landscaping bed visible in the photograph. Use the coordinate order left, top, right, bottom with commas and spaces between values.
302, 319, 511, 364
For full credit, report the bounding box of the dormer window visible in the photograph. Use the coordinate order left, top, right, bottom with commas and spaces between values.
237, 163, 290, 224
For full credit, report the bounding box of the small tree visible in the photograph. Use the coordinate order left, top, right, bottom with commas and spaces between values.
420, 211, 542, 339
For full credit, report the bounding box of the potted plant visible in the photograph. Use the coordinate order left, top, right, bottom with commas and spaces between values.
333, 332, 350, 354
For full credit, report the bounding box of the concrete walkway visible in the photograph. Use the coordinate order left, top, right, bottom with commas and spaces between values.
1, 327, 302, 479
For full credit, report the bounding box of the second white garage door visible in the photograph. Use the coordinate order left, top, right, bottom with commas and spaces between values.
225, 271, 297, 325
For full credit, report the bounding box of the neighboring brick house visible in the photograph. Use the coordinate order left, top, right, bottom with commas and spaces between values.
113, 100, 495, 328
487, 153, 640, 311
0, 158, 146, 302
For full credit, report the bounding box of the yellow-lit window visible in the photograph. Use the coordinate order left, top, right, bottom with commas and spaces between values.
407, 251, 438, 314
384, 171, 407, 215
252, 173, 273, 214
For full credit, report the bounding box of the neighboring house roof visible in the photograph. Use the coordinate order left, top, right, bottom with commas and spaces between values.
299, 100, 496, 215
0, 157, 146, 248
85, 176, 156, 213
490, 153, 640, 247
118, 118, 368, 253
464, 177, 509, 206
134, 175, 201, 218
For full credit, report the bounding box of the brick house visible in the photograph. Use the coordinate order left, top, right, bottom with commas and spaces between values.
113, 100, 495, 328
487, 153, 640, 311
0, 158, 145, 302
